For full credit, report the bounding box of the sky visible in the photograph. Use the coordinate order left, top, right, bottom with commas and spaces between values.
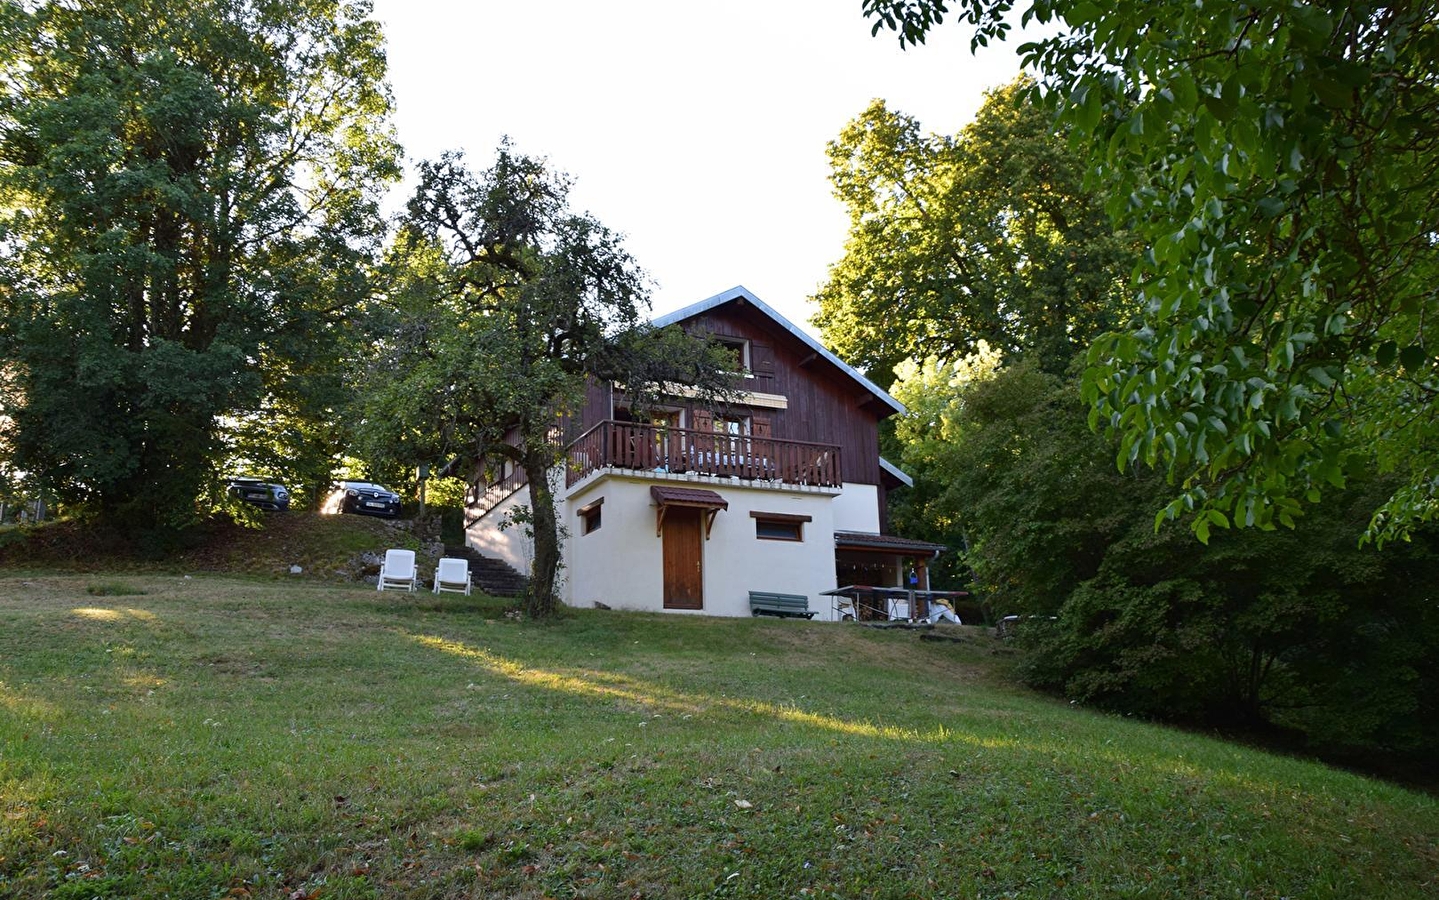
368, 0, 1031, 337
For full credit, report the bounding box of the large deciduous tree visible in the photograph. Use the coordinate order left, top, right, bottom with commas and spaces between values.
0, 0, 398, 530
813, 78, 1131, 384
891, 357, 1439, 760
358, 147, 733, 619
863, 0, 1439, 542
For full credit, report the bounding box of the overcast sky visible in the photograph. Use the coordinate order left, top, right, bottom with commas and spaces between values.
368, 0, 1030, 339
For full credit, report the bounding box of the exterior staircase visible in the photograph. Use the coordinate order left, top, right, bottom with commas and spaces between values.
444, 544, 529, 598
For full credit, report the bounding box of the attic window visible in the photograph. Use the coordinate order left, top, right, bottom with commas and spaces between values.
713, 337, 750, 373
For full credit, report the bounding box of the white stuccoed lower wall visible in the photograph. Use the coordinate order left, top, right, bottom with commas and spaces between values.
830, 482, 880, 533
466, 484, 535, 576
562, 474, 846, 618
467, 472, 888, 621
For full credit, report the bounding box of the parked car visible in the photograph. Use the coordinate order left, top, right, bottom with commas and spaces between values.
227, 477, 290, 511
327, 481, 402, 518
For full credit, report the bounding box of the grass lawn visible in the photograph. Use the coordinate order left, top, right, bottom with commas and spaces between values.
0, 512, 428, 580
0, 575, 1435, 899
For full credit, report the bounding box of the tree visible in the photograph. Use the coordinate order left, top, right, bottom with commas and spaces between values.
891, 356, 1439, 758
863, 1, 1439, 542
814, 79, 1131, 384
891, 354, 1162, 612
0, 0, 398, 530
358, 147, 733, 619
221, 361, 357, 510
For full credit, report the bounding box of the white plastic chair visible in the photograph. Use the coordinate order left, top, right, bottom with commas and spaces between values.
432, 557, 472, 596
377, 549, 417, 592
927, 603, 962, 625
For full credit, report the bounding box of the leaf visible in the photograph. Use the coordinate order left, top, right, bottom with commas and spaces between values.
1398, 344, 1426, 371
1067, 2, 1104, 26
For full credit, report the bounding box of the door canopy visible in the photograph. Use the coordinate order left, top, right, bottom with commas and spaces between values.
650, 485, 728, 538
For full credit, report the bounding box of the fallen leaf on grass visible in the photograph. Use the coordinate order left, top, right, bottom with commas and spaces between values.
733, 800, 753, 809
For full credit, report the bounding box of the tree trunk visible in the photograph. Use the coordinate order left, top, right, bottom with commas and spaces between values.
524, 451, 561, 619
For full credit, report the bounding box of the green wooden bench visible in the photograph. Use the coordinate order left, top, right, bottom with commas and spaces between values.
748, 591, 816, 619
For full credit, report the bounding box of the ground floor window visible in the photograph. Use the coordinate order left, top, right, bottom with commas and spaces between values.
751, 511, 810, 542
578, 498, 603, 535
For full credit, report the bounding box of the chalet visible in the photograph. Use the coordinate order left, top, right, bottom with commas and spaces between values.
464, 285, 944, 619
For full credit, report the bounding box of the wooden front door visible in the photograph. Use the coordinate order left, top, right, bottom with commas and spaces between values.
662, 506, 704, 609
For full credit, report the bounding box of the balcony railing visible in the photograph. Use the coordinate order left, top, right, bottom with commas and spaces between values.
566, 420, 842, 489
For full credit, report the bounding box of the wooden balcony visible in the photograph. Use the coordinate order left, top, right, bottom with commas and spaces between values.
566, 420, 842, 489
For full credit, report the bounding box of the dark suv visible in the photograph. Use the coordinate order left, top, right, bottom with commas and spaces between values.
227, 477, 290, 511
330, 481, 402, 518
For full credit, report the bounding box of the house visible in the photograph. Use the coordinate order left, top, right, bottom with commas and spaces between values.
464, 285, 944, 619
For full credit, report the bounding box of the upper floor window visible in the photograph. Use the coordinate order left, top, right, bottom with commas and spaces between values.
713, 414, 748, 436
712, 337, 750, 374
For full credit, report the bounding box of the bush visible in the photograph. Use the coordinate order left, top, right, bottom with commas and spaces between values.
898, 362, 1439, 762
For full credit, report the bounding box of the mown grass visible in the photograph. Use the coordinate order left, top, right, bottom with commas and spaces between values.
0, 575, 1435, 899
0, 512, 424, 580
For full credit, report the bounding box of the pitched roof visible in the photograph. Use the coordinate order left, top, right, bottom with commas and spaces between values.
649, 485, 729, 509
652, 285, 906, 417
834, 531, 947, 556
878, 457, 913, 488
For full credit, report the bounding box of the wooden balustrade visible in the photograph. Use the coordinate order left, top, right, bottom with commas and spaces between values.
565, 420, 841, 488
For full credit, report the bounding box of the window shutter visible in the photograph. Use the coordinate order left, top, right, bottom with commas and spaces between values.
752, 341, 775, 375
691, 408, 713, 432
752, 414, 772, 438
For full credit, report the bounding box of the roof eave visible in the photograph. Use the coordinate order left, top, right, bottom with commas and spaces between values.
878, 457, 913, 488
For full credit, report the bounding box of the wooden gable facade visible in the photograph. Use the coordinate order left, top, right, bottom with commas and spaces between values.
666, 297, 891, 487
566, 287, 898, 491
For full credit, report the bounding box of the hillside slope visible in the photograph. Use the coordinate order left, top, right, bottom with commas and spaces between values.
0, 512, 434, 582
0, 574, 1434, 899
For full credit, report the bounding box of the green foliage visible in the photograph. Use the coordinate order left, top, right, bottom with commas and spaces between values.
863, 0, 1439, 542
0, 0, 399, 531
221, 339, 369, 510
814, 78, 1132, 383
0, 508, 421, 578
893, 357, 1169, 612
355, 146, 734, 618
892, 360, 1439, 757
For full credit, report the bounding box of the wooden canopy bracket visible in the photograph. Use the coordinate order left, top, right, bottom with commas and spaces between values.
655, 501, 726, 539
651, 485, 728, 539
